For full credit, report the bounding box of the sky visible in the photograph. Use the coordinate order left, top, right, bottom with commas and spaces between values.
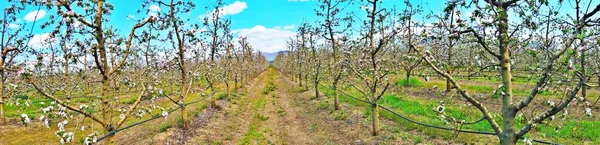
2, 0, 447, 54
2, 0, 595, 54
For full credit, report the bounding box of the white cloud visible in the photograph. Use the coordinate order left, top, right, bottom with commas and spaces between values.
27, 33, 55, 49
234, 25, 296, 53
201, 1, 247, 19
127, 14, 135, 20
219, 1, 247, 16
283, 25, 295, 30
149, 4, 161, 12
24, 10, 46, 22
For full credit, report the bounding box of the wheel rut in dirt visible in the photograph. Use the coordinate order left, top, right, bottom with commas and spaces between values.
188, 67, 390, 144
189, 68, 318, 144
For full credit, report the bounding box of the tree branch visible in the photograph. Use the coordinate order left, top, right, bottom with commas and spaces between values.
27, 78, 107, 127
516, 75, 585, 137
416, 45, 501, 134
108, 17, 154, 76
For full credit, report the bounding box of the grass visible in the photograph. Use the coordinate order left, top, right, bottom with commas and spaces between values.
536, 120, 600, 141
317, 102, 329, 110
4, 98, 54, 117
262, 78, 277, 95
240, 73, 273, 145
317, 82, 600, 144
464, 85, 494, 92
120, 96, 138, 104
395, 77, 424, 87
380, 95, 435, 117
253, 97, 267, 110
333, 111, 348, 120
239, 119, 268, 145
158, 123, 172, 132
0, 74, 222, 144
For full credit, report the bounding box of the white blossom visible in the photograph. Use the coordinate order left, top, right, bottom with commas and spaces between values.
137, 110, 146, 118
21, 114, 31, 125
162, 110, 169, 121
60, 132, 74, 144
44, 118, 50, 128
585, 108, 593, 117
435, 105, 445, 113
58, 120, 68, 132
523, 138, 532, 145
84, 132, 98, 145
546, 101, 555, 107
79, 104, 89, 110
42, 107, 51, 113
561, 109, 568, 120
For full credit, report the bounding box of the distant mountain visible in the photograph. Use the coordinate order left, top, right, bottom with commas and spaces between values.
261, 51, 285, 62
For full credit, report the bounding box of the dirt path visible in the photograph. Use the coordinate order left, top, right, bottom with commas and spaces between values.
189, 68, 370, 145
187, 68, 446, 145
189, 68, 316, 144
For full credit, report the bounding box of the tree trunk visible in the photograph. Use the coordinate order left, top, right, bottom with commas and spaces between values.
499, 110, 518, 145
64, 49, 70, 101
0, 71, 4, 123
333, 84, 339, 110
298, 71, 302, 86
235, 74, 239, 89
101, 77, 111, 138
304, 74, 309, 90
314, 63, 320, 98
371, 103, 379, 136
446, 74, 452, 92
581, 52, 586, 98
499, 134, 518, 145
498, 6, 517, 145
406, 71, 411, 86
226, 82, 230, 98
314, 80, 319, 98
181, 106, 188, 129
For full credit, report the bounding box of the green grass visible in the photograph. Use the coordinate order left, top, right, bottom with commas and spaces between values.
262, 85, 276, 94
4, 98, 51, 117
318, 83, 600, 144
240, 76, 272, 145
537, 120, 600, 141
317, 102, 329, 110
380, 95, 434, 117
262, 76, 277, 95
333, 111, 348, 120
464, 85, 494, 92
120, 96, 138, 104
254, 114, 269, 121
395, 77, 424, 87
216, 93, 230, 101
253, 96, 266, 109
158, 123, 172, 132
239, 120, 268, 145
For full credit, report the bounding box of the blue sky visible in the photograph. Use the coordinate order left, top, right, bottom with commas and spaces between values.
2, 0, 594, 54
3, 0, 445, 53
